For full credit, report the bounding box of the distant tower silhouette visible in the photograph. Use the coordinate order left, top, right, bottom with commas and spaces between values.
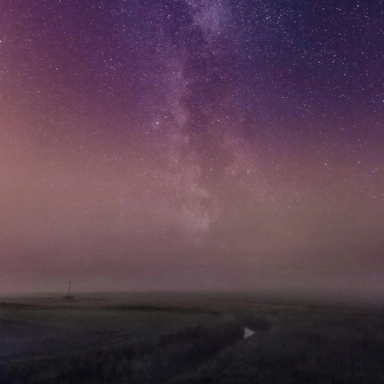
63, 280, 74, 301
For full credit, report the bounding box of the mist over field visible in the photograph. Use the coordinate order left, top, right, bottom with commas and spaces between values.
1, 1, 383, 306
2, 1, 384, 382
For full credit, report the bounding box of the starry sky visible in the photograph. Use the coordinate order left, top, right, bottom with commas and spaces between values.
1, 0, 383, 300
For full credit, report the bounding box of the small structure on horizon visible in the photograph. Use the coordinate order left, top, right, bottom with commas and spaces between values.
63, 280, 74, 301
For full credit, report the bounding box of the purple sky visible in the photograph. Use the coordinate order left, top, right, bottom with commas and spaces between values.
1, 0, 383, 300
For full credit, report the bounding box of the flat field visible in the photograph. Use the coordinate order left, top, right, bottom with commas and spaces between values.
0, 294, 215, 362
0, 292, 383, 384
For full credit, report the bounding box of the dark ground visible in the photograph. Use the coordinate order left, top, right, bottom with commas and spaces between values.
0, 292, 383, 383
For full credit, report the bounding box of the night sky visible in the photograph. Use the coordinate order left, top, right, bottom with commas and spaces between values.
1, 0, 383, 300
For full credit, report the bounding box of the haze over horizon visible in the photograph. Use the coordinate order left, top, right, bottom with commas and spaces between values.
1, 1, 383, 301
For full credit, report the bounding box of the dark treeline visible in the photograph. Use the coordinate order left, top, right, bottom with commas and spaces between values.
102, 304, 221, 315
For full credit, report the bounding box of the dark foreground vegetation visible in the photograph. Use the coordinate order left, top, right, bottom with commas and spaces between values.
0, 293, 383, 383
0, 320, 243, 384
173, 327, 384, 384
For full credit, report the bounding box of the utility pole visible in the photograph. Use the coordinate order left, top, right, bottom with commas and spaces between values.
64, 280, 74, 301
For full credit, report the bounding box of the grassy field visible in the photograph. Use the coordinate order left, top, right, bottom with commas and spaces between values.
0, 294, 216, 363
0, 292, 383, 383
1, 307, 211, 334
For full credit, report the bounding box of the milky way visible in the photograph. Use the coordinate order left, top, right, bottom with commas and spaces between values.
1, 0, 383, 299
